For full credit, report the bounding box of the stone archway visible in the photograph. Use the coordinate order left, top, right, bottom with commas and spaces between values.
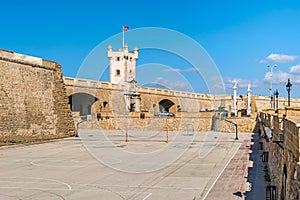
159, 99, 175, 112
68, 93, 98, 116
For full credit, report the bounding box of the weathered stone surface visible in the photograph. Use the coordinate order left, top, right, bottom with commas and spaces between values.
64, 77, 300, 133
0, 49, 75, 145
259, 110, 300, 199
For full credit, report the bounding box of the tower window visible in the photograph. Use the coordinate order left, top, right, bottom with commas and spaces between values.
116, 57, 120, 61
103, 101, 108, 108
116, 69, 120, 76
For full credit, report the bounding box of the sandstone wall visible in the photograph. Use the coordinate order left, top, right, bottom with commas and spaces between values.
64, 77, 300, 116
63, 77, 260, 133
0, 49, 75, 145
211, 115, 256, 133
259, 110, 300, 199
76, 111, 213, 132
255, 96, 300, 112
64, 77, 300, 133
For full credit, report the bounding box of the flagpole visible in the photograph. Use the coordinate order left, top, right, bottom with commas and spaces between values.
122, 27, 124, 50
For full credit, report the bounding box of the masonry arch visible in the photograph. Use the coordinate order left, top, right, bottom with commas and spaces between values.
68, 93, 98, 116
159, 99, 175, 112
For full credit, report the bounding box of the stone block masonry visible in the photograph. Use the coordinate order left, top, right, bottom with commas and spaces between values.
0, 49, 75, 145
259, 110, 300, 199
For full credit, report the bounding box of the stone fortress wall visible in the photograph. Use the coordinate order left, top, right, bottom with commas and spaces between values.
64, 77, 300, 133
64, 77, 214, 132
0, 49, 75, 144
259, 108, 300, 199
1, 47, 300, 145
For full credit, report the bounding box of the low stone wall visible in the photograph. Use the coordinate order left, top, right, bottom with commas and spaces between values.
74, 111, 213, 132
259, 110, 300, 199
0, 49, 75, 145
211, 114, 256, 133
74, 111, 258, 133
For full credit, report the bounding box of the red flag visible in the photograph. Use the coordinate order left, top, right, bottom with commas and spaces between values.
123, 26, 129, 31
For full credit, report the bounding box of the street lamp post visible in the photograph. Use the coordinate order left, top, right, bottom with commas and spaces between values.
286, 78, 292, 106
267, 65, 277, 108
274, 89, 279, 113
233, 80, 237, 116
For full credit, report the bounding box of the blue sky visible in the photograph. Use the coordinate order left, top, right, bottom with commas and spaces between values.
1, 0, 300, 97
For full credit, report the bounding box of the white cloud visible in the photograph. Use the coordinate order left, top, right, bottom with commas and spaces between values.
290, 64, 300, 75
208, 76, 225, 93
260, 53, 297, 63
164, 68, 180, 72
263, 71, 300, 85
264, 71, 289, 84
164, 67, 200, 73
223, 77, 259, 90
153, 77, 191, 91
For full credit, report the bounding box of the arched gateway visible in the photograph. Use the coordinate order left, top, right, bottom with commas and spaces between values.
159, 99, 175, 112
68, 93, 98, 116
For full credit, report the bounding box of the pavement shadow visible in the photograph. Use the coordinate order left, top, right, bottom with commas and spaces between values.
233, 191, 243, 198
243, 132, 269, 199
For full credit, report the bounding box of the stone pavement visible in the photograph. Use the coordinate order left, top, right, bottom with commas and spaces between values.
205, 132, 269, 199
244, 133, 269, 199
0, 130, 268, 199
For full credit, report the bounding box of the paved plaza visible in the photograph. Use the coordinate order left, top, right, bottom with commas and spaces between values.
0, 130, 266, 199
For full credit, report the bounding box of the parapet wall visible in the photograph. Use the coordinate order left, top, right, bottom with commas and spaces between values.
0, 49, 75, 144
64, 77, 213, 100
